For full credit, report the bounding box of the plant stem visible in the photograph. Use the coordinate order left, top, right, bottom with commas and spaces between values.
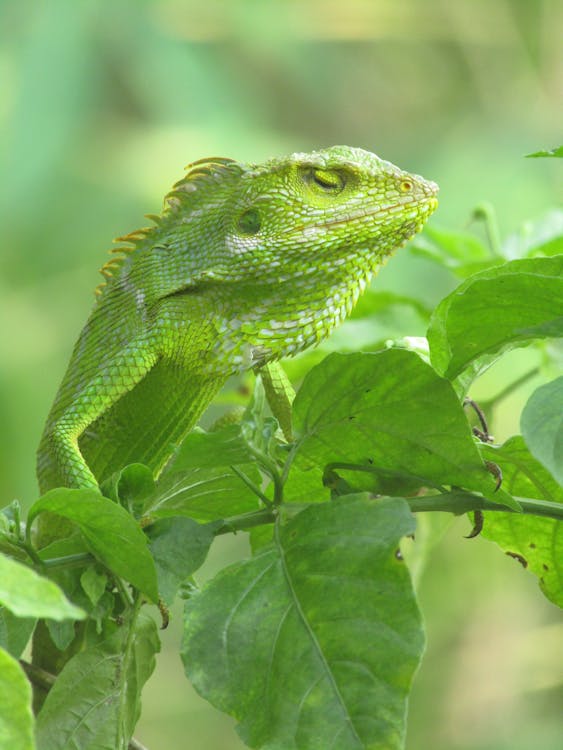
212, 491, 563, 538
406, 491, 563, 521
472, 202, 502, 257
41, 552, 94, 569
117, 592, 143, 750
212, 508, 276, 536
230, 465, 273, 508
247, 444, 285, 505
115, 576, 135, 608
19, 660, 56, 692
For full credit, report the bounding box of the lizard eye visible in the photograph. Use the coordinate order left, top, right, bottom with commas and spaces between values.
237, 208, 262, 235
400, 180, 413, 192
307, 168, 346, 193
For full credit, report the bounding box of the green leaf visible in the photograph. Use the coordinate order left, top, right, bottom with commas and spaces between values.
0, 553, 85, 621
248, 524, 275, 554
28, 489, 158, 602
36, 613, 160, 750
521, 377, 563, 485
149, 418, 263, 523
37, 533, 89, 562
0, 500, 21, 530
80, 566, 108, 607
169, 425, 255, 470
146, 517, 217, 606
0, 607, 36, 658
104, 463, 155, 518
480, 437, 563, 608
280, 457, 328, 505
148, 465, 261, 522
525, 145, 563, 158
0, 502, 26, 561
0, 647, 36, 750
45, 619, 75, 652
292, 349, 502, 502
182, 495, 424, 750
427, 257, 563, 382
0, 512, 10, 538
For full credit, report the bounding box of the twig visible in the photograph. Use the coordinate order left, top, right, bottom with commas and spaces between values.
19, 660, 56, 692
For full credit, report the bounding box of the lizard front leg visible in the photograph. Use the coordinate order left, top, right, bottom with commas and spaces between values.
48, 339, 159, 489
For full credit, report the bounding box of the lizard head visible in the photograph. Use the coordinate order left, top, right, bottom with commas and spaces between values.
108, 147, 436, 332
220, 145, 438, 280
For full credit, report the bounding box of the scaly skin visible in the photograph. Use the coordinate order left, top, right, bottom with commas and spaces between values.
37, 146, 438, 493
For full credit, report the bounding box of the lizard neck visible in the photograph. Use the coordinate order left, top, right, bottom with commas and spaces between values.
210, 249, 380, 371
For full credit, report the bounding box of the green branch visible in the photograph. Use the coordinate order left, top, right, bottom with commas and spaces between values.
37, 493, 561, 573
19, 659, 56, 692
405, 491, 563, 520
212, 491, 563, 538
212, 508, 276, 536
117, 593, 143, 749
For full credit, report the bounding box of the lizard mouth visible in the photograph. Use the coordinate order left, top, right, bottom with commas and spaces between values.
316, 195, 439, 231
286, 194, 438, 238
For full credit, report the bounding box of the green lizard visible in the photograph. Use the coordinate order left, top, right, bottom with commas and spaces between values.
37, 145, 438, 494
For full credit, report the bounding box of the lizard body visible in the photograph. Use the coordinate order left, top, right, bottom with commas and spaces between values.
37, 146, 438, 492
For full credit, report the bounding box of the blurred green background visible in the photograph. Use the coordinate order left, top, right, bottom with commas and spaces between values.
1, 1, 561, 748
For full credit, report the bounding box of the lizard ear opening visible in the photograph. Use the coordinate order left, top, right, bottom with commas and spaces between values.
237, 208, 262, 235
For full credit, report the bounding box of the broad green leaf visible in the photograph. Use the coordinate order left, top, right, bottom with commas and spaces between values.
0, 502, 26, 561
280, 457, 328, 505
0, 647, 36, 750
0, 500, 21, 530
36, 613, 159, 750
526, 145, 563, 158
118, 614, 161, 744
148, 465, 261, 522
481, 437, 563, 608
292, 349, 503, 503
146, 517, 217, 606
37, 533, 89, 562
28, 489, 158, 602
0, 607, 36, 658
168, 425, 255, 471
521, 377, 563, 485
102, 463, 155, 518
45, 619, 75, 652
182, 495, 424, 750
80, 566, 108, 607
0, 553, 85, 621
428, 257, 563, 382
248, 524, 275, 554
